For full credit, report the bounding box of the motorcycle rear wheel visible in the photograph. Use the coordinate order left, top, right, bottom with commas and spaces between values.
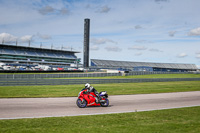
76, 98, 87, 108
100, 98, 109, 107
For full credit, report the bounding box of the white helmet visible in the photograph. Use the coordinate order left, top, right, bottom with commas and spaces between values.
85, 83, 90, 88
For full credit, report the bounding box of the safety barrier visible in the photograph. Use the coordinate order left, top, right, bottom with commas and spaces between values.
1, 78, 200, 86
0, 72, 122, 79
0, 71, 195, 79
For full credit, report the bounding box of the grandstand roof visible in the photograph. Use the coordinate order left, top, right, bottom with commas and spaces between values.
91, 59, 198, 70
0, 44, 80, 53
0, 44, 80, 66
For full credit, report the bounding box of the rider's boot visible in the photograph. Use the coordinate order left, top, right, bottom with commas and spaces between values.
95, 93, 100, 103
95, 97, 99, 103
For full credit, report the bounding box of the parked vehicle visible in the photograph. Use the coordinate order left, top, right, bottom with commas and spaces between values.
76, 89, 109, 108
3, 65, 14, 70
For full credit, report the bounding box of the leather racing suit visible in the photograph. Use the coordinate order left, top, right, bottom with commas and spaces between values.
82, 86, 99, 102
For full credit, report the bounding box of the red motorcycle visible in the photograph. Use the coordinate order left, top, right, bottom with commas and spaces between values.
76, 89, 109, 108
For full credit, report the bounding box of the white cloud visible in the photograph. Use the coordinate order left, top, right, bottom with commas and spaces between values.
168, 31, 176, 37
38, 5, 70, 16
155, 0, 169, 3
197, 51, 200, 54
196, 65, 200, 69
61, 46, 71, 50
196, 54, 200, 59
19, 35, 33, 43
91, 38, 117, 45
38, 6, 55, 15
105, 46, 122, 52
134, 25, 142, 29
135, 52, 142, 56
188, 27, 200, 36
0, 33, 17, 43
177, 53, 188, 58
135, 40, 146, 43
135, 40, 153, 44
0, 33, 33, 44
196, 52, 200, 59
60, 7, 70, 15
129, 45, 147, 50
37, 33, 52, 40
149, 48, 163, 52
90, 45, 99, 51
97, 5, 111, 13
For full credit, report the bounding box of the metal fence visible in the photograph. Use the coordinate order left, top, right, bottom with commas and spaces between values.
1, 78, 200, 86
126, 71, 195, 76
0, 73, 122, 79
0, 71, 196, 79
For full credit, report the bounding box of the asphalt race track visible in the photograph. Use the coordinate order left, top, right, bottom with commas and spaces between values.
0, 91, 200, 120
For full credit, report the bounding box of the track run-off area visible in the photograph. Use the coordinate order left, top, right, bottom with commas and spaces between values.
0, 91, 200, 120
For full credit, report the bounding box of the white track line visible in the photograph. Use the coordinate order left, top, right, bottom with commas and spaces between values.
1, 105, 199, 120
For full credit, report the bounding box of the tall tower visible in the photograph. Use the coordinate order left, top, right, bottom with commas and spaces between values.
83, 18, 90, 68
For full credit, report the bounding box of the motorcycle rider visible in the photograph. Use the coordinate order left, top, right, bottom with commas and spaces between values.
84, 83, 99, 103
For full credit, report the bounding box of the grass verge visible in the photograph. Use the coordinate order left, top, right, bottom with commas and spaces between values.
0, 81, 200, 98
0, 106, 200, 133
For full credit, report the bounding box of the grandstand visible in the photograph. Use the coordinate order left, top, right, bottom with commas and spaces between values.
0, 44, 80, 69
91, 59, 198, 72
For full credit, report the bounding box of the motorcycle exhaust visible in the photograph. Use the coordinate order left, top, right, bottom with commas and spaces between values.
100, 100, 106, 102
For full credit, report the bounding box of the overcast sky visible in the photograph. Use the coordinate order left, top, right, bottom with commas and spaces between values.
0, 0, 200, 67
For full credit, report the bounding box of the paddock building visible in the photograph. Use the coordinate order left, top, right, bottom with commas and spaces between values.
91, 59, 198, 72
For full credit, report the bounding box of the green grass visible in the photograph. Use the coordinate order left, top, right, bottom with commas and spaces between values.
0, 106, 200, 133
51, 74, 200, 79
0, 81, 200, 98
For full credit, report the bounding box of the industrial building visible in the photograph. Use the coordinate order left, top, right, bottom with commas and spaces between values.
0, 44, 80, 70
91, 59, 198, 72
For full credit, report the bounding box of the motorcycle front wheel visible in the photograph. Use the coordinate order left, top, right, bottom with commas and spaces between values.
76, 98, 87, 108
100, 98, 109, 107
